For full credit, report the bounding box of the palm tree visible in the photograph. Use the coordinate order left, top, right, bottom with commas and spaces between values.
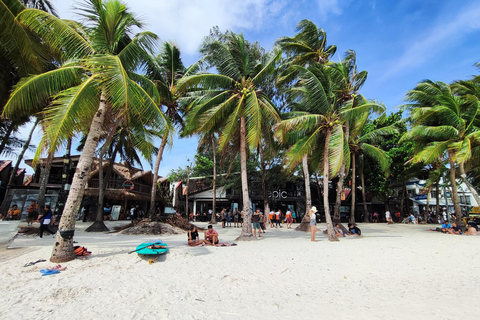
348, 114, 393, 223
403, 80, 480, 226
327, 50, 368, 223
275, 63, 349, 241
145, 42, 201, 218
2, 0, 169, 262
277, 19, 337, 221
180, 32, 281, 240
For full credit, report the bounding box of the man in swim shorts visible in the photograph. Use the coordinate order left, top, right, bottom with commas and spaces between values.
252, 209, 262, 238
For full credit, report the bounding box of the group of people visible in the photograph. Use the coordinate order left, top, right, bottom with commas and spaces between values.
269, 209, 297, 228
187, 225, 219, 246
430, 221, 478, 235
1, 201, 56, 238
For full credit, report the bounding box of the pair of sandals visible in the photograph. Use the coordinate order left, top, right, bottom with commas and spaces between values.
40, 265, 67, 276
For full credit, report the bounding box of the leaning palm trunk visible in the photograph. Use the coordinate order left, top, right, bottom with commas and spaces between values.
296, 155, 312, 232
350, 154, 356, 223
447, 151, 463, 226
149, 134, 168, 218
0, 121, 15, 156
50, 93, 108, 263
210, 137, 217, 224
323, 129, 338, 241
236, 115, 253, 240
459, 162, 480, 205
334, 120, 348, 223
37, 151, 54, 216
8, 118, 39, 185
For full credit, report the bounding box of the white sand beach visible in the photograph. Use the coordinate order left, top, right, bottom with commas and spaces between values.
0, 221, 478, 320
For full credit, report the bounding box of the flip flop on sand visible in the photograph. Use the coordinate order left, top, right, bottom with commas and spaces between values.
51, 265, 67, 271
40, 269, 60, 276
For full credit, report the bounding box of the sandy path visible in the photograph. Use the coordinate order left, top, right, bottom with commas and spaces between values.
0, 222, 478, 320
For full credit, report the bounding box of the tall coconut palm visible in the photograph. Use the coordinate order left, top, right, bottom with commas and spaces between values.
328, 50, 368, 223
348, 114, 393, 223
180, 32, 281, 240
275, 63, 348, 241
2, 0, 169, 262
277, 20, 337, 220
144, 42, 202, 218
403, 80, 480, 226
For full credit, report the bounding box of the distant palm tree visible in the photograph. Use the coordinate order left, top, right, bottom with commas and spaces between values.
2, 0, 169, 262
180, 32, 281, 240
403, 80, 480, 225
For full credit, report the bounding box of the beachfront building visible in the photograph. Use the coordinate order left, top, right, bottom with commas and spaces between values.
404, 178, 478, 216
0, 160, 28, 216
0, 156, 170, 220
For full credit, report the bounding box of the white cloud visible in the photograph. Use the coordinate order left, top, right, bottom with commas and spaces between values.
381, 3, 480, 80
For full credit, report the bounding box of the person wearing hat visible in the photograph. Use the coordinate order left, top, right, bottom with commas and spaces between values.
309, 206, 318, 242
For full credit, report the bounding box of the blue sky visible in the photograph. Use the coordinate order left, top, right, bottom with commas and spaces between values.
10, 0, 480, 177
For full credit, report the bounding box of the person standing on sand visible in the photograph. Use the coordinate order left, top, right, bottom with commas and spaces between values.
309, 207, 318, 242
38, 205, 55, 238
386, 210, 392, 224
27, 200, 38, 226
252, 209, 262, 238
270, 210, 276, 228
286, 209, 293, 229
275, 210, 281, 228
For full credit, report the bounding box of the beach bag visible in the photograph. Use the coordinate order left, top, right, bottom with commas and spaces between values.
74, 246, 92, 256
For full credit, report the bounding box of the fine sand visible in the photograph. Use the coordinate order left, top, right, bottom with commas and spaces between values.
0, 221, 478, 320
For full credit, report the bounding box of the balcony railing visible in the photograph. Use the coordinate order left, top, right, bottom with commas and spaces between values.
87, 179, 151, 194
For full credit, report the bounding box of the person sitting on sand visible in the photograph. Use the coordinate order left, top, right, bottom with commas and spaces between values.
205, 225, 219, 245
465, 225, 478, 235
441, 221, 452, 233
6, 205, 21, 220
334, 224, 345, 237
447, 222, 463, 235
347, 223, 361, 236
188, 226, 210, 246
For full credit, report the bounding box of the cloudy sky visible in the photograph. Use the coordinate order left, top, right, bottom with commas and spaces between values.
10, 0, 480, 177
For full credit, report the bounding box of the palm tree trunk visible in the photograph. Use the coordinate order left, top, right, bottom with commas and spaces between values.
295, 155, 312, 232
334, 165, 345, 223
360, 168, 368, 222
86, 127, 118, 232
425, 185, 432, 223
50, 92, 108, 263
37, 151, 54, 216
350, 154, 356, 223
260, 146, 270, 226
0, 120, 15, 156
447, 151, 462, 226
8, 118, 39, 185
400, 182, 406, 218
334, 120, 349, 223
459, 162, 480, 205
435, 181, 440, 223
323, 128, 338, 241
236, 115, 253, 240
210, 137, 217, 224
149, 133, 168, 218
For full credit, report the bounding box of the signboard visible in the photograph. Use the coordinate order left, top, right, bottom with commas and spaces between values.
415, 194, 428, 200
470, 206, 480, 214
111, 205, 121, 220
122, 180, 134, 190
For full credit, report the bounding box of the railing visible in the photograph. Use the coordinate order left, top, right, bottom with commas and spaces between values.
87, 179, 152, 194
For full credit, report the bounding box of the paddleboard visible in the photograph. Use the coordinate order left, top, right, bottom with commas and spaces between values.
136, 242, 168, 256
